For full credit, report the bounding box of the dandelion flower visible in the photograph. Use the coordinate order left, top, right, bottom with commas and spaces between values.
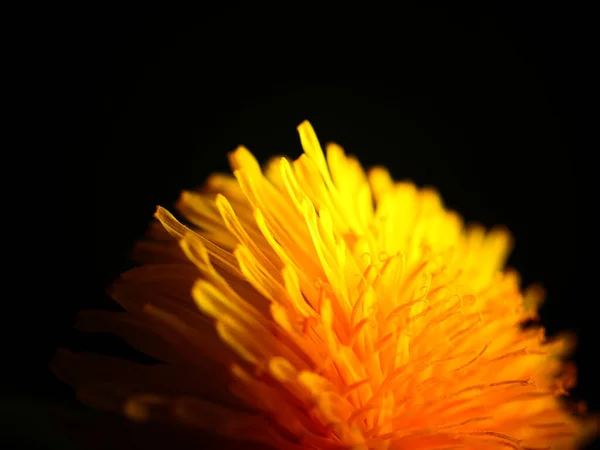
54, 121, 597, 449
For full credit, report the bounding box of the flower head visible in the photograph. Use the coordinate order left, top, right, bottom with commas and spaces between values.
54, 121, 597, 449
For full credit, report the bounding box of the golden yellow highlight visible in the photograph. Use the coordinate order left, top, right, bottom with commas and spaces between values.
53, 121, 597, 449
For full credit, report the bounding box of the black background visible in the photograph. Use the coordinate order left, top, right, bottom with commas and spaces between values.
9, 4, 597, 449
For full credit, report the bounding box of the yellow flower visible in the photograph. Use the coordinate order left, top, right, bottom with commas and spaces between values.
54, 121, 597, 449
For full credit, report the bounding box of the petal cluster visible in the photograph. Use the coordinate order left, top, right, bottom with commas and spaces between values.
54, 121, 596, 449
